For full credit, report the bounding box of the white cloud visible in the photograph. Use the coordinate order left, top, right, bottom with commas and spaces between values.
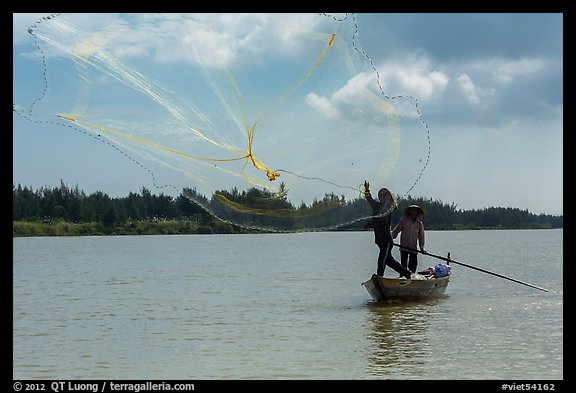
331, 72, 374, 103
457, 73, 481, 105
395, 68, 449, 101
447, 56, 549, 114
494, 58, 545, 83
108, 13, 323, 68
305, 54, 450, 123
305, 93, 340, 119
372, 55, 449, 101
305, 72, 377, 120
16, 13, 331, 69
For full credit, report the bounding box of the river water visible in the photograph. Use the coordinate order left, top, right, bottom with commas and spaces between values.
13, 229, 563, 380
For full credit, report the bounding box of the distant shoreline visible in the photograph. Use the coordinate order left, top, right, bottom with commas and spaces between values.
13, 182, 563, 237
12, 219, 562, 237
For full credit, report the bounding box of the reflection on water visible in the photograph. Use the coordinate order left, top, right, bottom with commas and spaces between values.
364, 298, 447, 378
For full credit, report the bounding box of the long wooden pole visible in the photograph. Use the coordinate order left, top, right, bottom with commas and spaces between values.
393, 243, 549, 293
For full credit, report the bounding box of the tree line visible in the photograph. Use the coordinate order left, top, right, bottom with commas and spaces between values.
13, 181, 563, 233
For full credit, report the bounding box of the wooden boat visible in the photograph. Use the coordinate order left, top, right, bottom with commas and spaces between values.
362, 273, 450, 302
363, 243, 549, 300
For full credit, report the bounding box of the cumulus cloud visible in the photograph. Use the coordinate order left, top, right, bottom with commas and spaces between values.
457, 74, 481, 105
394, 68, 449, 101
305, 72, 376, 120
331, 72, 374, 105
374, 55, 449, 101
305, 93, 340, 119
305, 54, 450, 123
444, 54, 557, 125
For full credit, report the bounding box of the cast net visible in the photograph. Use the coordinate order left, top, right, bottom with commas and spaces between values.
13, 13, 431, 231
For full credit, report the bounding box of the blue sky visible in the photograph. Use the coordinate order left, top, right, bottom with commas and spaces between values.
13, 13, 563, 216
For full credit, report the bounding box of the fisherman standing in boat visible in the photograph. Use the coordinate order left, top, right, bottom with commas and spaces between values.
392, 205, 427, 274
363, 181, 412, 279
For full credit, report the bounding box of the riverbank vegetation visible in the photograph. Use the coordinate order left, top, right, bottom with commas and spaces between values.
13, 181, 563, 236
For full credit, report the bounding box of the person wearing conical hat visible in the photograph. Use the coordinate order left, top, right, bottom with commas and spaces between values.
363, 181, 412, 279
392, 204, 426, 274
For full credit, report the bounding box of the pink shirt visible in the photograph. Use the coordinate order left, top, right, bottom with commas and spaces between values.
392, 216, 425, 250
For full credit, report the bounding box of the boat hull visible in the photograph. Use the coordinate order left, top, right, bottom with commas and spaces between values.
362, 273, 450, 302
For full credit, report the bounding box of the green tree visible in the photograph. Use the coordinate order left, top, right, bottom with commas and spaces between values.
101, 205, 117, 227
